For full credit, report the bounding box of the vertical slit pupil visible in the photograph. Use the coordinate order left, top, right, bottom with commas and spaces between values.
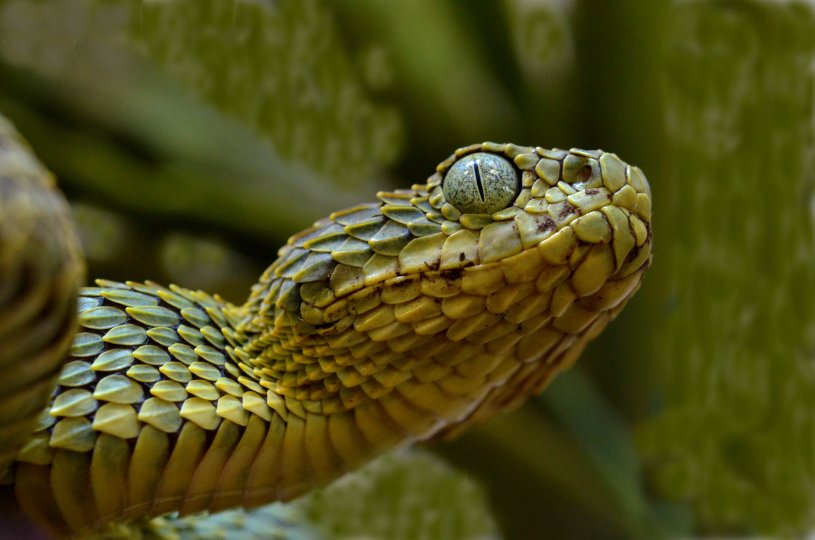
472, 160, 485, 202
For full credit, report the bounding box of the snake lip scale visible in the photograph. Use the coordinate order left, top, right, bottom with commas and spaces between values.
0, 127, 652, 537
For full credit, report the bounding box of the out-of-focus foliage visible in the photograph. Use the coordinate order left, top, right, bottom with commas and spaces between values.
0, 0, 811, 538
291, 450, 497, 539
131, 0, 403, 187
0, 0, 371, 246
636, 2, 815, 535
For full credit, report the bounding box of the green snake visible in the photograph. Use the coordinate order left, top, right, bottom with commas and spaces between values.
0, 115, 652, 537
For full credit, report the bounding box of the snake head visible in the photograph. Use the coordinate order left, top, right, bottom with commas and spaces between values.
413, 143, 652, 278
405, 143, 653, 435
240, 142, 651, 451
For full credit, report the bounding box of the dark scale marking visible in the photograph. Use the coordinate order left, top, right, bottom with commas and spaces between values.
537, 217, 556, 233
472, 160, 485, 202
559, 204, 577, 219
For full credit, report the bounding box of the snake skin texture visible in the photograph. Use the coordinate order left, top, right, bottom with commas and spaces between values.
0, 116, 84, 479
1, 134, 652, 537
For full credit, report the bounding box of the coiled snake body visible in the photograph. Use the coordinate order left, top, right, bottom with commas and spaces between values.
0, 116, 652, 537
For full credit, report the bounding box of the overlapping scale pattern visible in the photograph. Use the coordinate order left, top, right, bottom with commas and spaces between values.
10, 142, 651, 536
0, 115, 83, 478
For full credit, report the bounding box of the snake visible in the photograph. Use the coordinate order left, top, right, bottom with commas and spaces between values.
0, 114, 652, 537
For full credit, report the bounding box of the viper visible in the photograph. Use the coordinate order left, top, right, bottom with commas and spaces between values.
0, 114, 652, 537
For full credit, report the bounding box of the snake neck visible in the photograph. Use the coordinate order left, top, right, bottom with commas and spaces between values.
225, 265, 460, 452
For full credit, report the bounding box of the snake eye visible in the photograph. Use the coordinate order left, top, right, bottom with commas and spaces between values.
442, 153, 520, 215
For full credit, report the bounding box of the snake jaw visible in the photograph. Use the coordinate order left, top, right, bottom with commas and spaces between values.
6, 139, 651, 535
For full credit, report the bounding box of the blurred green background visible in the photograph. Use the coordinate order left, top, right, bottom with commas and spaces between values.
0, 0, 812, 538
